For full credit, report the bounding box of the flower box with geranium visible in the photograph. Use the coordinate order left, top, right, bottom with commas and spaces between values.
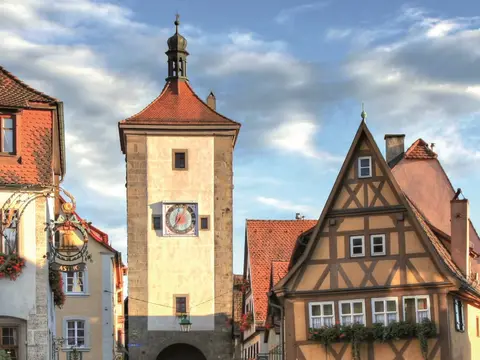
239, 312, 254, 332
234, 278, 250, 294
0, 252, 26, 280
49, 269, 66, 308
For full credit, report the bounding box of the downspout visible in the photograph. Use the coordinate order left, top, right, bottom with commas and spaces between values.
268, 299, 284, 360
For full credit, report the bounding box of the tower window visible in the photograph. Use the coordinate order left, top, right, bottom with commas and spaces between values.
172, 149, 188, 170
152, 215, 162, 230
174, 295, 189, 315
200, 216, 210, 230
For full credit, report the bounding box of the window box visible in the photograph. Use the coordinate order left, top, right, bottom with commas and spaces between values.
0, 252, 26, 281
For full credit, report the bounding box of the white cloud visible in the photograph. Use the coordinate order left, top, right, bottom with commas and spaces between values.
275, 2, 329, 24
426, 21, 457, 38
325, 28, 352, 41
256, 196, 318, 216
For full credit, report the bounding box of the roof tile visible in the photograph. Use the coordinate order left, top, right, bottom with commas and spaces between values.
404, 139, 437, 160
247, 220, 317, 323
122, 80, 240, 126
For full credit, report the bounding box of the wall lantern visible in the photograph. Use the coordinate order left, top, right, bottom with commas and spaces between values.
179, 314, 192, 333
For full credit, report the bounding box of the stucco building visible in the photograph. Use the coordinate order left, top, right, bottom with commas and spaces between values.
0, 66, 66, 360
118, 16, 240, 360
267, 116, 480, 359
55, 199, 126, 360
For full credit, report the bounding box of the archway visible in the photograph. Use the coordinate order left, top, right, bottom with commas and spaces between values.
156, 343, 207, 360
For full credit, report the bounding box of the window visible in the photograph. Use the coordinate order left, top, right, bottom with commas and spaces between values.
200, 216, 210, 230
172, 150, 188, 170
476, 316, 479, 337
152, 215, 162, 230
404, 296, 430, 324
175, 295, 188, 314
66, 320, 85, 347
358, 156, 372, 178
1, 116, 15, 154
65, 271, 85, 294
371, 234, 386, 256
372, 298, 398, 325
0, 326, 18, 360
117, 291, 123, 304
1, 209, 18, 254
454, 299, 465, 332
339, 300, 365, 325
309, 302, 335, 328
350, 236, 365, 257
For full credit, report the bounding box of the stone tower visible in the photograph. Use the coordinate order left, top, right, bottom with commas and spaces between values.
118, 16, 240, 360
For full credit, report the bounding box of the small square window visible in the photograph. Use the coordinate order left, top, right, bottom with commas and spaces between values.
175, 295, 188, 314
152, 215, 162, 230
350, 236, 365, 257
371, 234, 386, 256
200, 216, 210, 230
173, 150, 188, 170
358, 156, 372, 178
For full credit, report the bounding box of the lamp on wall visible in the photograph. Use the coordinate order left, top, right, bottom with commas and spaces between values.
179, 314, 192, 333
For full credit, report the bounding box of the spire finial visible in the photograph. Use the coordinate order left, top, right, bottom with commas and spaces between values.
175, 14, 180, 33
361, 102, 367, 122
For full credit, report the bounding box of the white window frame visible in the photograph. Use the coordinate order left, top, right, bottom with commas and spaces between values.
63, 318, 90, 350
454, 298, 465, 332
358, 156, 372, 178
64, 270, 88, 295
350, 235, 365, 257
339, 299, 366, 325
371, 297, 399, 325
309, 301, 335, 328
403, 295, 431, 324
370, 234, 386, 256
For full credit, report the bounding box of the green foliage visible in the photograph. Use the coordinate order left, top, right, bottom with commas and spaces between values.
0, 350, 12, 360
310, 319, 437, 360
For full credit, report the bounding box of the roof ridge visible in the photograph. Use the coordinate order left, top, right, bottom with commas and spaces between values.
0, 65, 57, 103
404, 138, 437, 159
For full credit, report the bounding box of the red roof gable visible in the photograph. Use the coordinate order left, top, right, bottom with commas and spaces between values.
121, 80, 240, 126
0, 66, 56, 107
404, 138, 438, 160
246, 220, 317, 323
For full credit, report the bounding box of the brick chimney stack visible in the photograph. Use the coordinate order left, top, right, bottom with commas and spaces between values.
451, 196, 470, 276
207, 91, 216, 110
384, 134, 405, 165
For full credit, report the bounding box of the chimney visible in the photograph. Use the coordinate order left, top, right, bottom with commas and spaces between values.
384, 134, 405, 165
451, 192, 470, 276
207, 91, 216, 110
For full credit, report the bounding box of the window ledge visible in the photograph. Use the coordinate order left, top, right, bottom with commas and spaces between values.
62, 347, 91, 352
0, 153, 20, 164
65, 293, 90, 297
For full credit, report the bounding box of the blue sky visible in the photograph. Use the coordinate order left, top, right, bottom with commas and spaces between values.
2, 0, 480, 276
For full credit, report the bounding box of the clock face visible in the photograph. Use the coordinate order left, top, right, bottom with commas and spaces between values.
164, 204, 197, 235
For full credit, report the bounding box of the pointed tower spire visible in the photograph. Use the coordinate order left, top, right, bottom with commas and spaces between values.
166, 14, 189, 81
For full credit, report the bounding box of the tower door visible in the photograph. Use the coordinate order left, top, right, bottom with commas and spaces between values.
156, 343, 207, 360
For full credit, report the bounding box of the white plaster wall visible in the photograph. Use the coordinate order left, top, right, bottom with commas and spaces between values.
0, 190, 37, 320
102, 253, 114, 360
147, 136, 215, 331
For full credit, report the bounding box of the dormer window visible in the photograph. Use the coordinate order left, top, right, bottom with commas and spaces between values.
0, 116, 15, 154
358, 156, 372, 178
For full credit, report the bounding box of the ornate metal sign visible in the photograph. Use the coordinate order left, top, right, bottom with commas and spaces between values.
45, 189, 92, 271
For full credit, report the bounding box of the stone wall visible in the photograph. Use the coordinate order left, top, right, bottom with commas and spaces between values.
125, 135, 149, 360
27, 197, 49, 360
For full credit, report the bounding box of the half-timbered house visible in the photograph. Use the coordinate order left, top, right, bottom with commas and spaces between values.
271, 118, 480, 360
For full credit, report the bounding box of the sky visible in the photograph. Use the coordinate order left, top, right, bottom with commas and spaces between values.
2, 0, 480, 277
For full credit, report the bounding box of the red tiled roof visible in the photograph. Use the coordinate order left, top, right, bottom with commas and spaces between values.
233, 274, 244, 331
246, 220, 317, 323
121, 80, 240, 126
407, 197, 480, 296
0, 66, 56, 107
404, 139, 437, 159
272, 261, 289, 286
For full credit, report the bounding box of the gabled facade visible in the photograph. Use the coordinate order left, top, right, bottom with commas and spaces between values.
54, 199, 126, 360
119, 17, 240, 360
241, 220, 316, 359
272, 119, 480, 360
0, 65, 65, 360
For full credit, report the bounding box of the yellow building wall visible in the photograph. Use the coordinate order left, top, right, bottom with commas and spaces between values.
147, 136, 215, 331
55, 240, 113, 360
450, 296, 480, 360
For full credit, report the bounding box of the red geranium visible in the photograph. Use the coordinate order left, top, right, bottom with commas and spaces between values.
0, 252, 26, 280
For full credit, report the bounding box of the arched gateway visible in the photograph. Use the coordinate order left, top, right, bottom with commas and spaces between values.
157, 343, 207, 360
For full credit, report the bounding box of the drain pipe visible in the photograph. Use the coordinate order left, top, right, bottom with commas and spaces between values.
268, 299, 284, 360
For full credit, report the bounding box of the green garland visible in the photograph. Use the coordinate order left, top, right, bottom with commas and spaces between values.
309, 319, 437, 360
